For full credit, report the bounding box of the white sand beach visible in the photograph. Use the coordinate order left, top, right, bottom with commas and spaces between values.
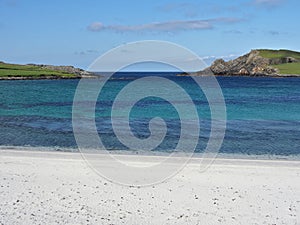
0, 149, 300, 225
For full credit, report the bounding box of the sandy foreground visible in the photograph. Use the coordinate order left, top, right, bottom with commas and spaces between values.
0, 149, 300, 225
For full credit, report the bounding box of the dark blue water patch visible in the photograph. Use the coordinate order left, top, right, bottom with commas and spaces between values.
96, 117, 182, 151
0, 115, 73, 132
19, 101, 74, 109
0, 115, 299, 155
216, 76, 300, 88
0, 103, 15, 110
0, 115, 76, 147
218, 120, 300, 155
107, 71, 179, 79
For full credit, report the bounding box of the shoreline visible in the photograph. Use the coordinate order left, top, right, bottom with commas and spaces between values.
1, 145, 300, 161
0, 76, 82, 80
0, 75, 99, 80
1, 73, 300, 80
177, 73, 300, 78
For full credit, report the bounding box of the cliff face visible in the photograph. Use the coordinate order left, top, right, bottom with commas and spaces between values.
193, 50, 298, 76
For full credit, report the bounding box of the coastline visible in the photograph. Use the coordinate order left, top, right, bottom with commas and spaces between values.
1, 145, 300, 161
1, 148, 299, 224
177, 73, 300, 78
1, 73, 300, 80
0, 76, 81, 80
0, 75, 99, 80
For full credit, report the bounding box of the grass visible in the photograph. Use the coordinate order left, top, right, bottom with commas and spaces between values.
258, 49, 300, 60
273, 62, 300, 75
0, 62, 78, 78
256, 49, 300, 75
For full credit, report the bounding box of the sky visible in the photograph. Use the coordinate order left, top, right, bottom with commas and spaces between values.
0, 0, 299, 70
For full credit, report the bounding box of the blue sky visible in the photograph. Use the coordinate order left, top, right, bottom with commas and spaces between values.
0, 0, 299, 70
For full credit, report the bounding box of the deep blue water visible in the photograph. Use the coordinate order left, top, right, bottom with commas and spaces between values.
0, 72, 299, 156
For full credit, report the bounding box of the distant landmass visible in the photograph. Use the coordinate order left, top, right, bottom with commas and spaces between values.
2, 49, 300, 80
0, 61, 95, 80
182, 49, 300, 77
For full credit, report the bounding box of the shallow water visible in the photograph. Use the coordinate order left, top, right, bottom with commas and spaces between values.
0, 73, 299, 156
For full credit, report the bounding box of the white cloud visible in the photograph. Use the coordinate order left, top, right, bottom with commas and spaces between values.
201, 54, 239, 65
87, 22, 104, 32
87, 18, 242, 33
74, 49, 99, 55
269, 30, 280, 35
224, 30, 243, 34
88, 20, 211, 32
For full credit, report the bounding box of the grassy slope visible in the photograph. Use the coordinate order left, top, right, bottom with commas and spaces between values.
258, 49, 300, 75
0, 62, 78, 78
272, 62, 300, 75
258, 49, 300, 60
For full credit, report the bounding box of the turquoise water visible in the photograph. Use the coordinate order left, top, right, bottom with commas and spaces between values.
0, 73, 300, 155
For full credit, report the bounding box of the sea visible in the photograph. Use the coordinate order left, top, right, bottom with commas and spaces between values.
0, 72, 300, 157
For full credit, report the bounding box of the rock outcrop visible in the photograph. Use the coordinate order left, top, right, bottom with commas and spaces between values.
191, 50, 298, 76
27, 64, 94, 77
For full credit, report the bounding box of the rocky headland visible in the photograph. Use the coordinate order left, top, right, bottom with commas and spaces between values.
185, 49, 300, 77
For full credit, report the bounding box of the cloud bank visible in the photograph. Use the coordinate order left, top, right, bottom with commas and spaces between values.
87, 17, 242, 33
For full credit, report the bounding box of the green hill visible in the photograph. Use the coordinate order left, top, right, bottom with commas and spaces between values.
0, 62, 90, 79
258, 49, 300, 75
258, 49, 300, 60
